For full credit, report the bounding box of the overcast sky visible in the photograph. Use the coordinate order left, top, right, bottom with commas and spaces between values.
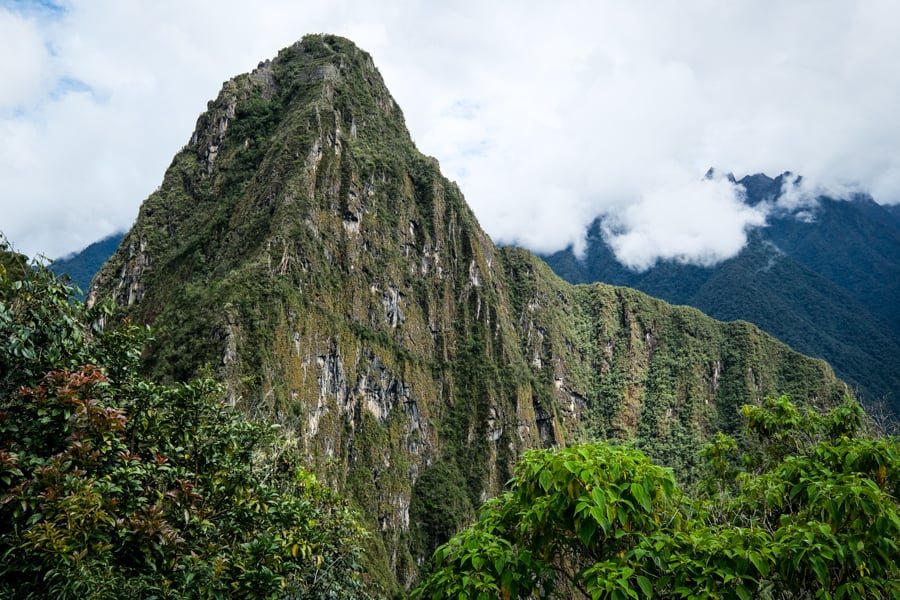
2, 0, 899, 269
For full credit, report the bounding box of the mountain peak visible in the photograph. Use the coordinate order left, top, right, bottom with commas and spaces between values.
735, 171, 802, 205
703, 167, 736, 182
188, 33, 407, 177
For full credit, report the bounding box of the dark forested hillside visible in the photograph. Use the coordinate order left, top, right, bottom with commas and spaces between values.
764, 195, 900, 331
884, 203, 900, 226
543, 175, 900, 414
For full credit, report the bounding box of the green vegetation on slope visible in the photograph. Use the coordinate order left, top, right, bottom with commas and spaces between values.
499, 248, 847, 480
0, 241, 369, 598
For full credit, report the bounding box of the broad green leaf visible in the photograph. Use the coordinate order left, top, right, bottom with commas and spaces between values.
636, 575, 653, 598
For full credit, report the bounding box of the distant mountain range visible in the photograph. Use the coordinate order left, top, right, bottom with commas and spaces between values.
543, 173, 900, 415
50, 232, 125, 299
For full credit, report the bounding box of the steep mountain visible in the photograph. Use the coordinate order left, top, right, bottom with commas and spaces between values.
544, 175, 900, 414
89, 36, 847, 590
49, 231, 125, 299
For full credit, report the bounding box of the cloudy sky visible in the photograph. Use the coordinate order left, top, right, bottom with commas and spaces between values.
2, 0, 899, 269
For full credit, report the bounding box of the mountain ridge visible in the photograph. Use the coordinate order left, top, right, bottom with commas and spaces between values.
543, 173, 900, 414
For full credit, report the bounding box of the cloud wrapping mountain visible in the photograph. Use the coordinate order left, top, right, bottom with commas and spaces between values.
599, 174, 768, 271
542, 174, 900, 412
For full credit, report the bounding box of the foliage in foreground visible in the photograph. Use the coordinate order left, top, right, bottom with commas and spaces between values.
0, 242, 368, 598
413, 396, 899, 599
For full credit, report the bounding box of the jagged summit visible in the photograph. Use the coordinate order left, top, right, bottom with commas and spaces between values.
91, 36, 848, 590
736, 171, 797, 205
702, 167, 736, 183
92, 35, 421, 308
189, 34, 410, 175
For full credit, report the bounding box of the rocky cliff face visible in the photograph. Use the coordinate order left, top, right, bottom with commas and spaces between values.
90, 35, 848, 590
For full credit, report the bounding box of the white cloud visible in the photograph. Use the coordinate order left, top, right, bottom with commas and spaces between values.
0, 9, 52, 109
602, 173, 768, 271
1, 0, 900, 267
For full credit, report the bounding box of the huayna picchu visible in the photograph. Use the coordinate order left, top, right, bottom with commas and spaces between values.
89, 35, 848, 589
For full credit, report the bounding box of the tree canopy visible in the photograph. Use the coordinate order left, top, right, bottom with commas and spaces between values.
413, 396, 899, 599
0, 240, 369, 598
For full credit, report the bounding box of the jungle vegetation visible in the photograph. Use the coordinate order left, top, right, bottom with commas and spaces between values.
413, 397, 899, 599
0, 241, 369, 599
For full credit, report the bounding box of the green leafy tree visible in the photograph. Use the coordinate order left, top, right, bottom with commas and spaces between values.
413, 396, 899, 599
0, 239, 369, 598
